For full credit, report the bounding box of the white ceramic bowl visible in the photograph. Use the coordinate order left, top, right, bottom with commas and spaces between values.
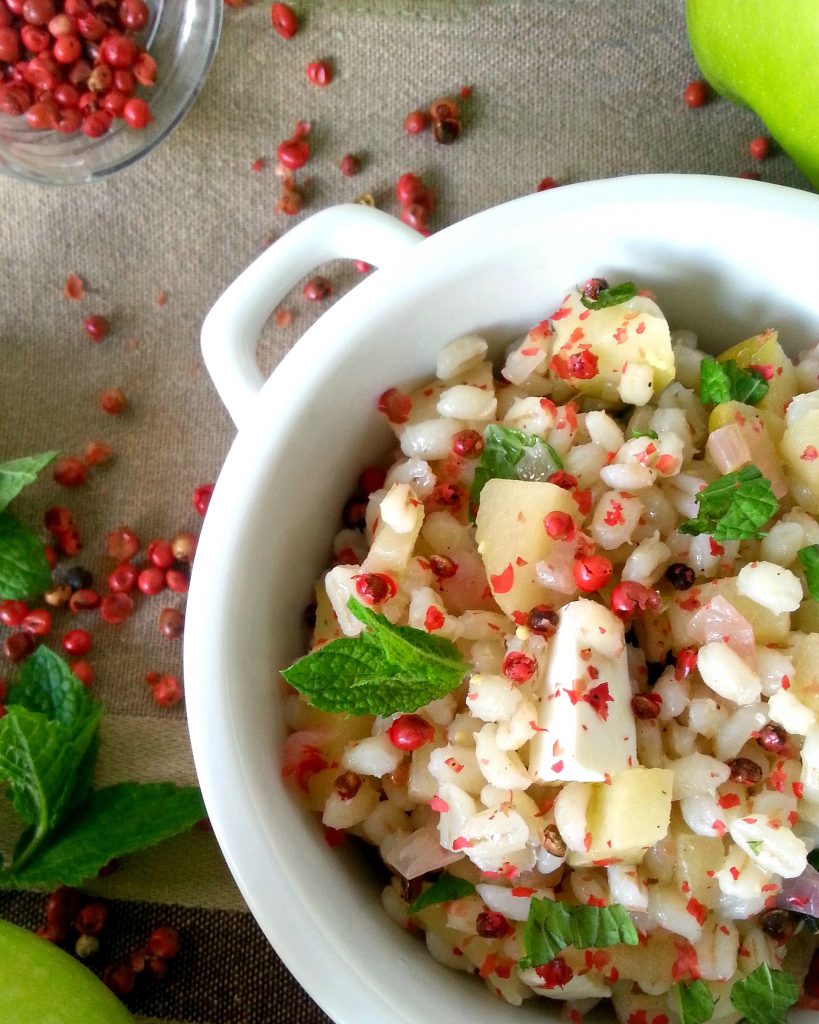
186, 174, 819, 1024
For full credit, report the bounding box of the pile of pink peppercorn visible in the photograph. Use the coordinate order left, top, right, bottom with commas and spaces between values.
0, 0, 155, 137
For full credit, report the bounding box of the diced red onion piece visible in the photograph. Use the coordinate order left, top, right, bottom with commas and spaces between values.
383, 825, 463, 879
778, 864, 819, 919
689, 595, 756, 664
706, 424, 751, 474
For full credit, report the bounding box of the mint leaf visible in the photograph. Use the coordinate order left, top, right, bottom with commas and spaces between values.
631, 429, 659, 440
520, 898, 638, 969
678, 980, 716, 1024
747, 840, 763, 856
0, 511, 52, 600
8, 646, 98, 728
0, 451, 58, 513
699, 358, 768, 407
407, 874, 476, 913
579, 281, 637, 310
0, 704, 99, 836
678, 466, 778, 541
798, 544, 819, 600
730, 964, 798, 1024
470, 424, 563, 511
281, 598, 468, 715
4, 782, 206, 889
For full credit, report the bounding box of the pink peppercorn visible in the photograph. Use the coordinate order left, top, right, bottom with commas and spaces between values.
192, 483, 214, 516
106, 526, 140, 561
270, 2, 298, 38
100, 387, 126, 414
277, 136, 309, 170
137, 567, 165, 596
22, 608, 51, 636
403, 109, 429, 134
74, 901, 107, 936
338, 152, 360, 177
395, 172, 425, 206
306, 60, 332, 87
748, 135, 771, 160
146, 539, 174, 570
100, 592, 134, 624
108, 562, 138, 593
0, 599, 29, 628
63, 628, 92, 656
303, 276, 332, 302
69, 588, 100, 613
152, 674, 183, 708
71, 659, 94, 686
165, 569, 189, 594
387, 714, 434, 751
146, 925, 180, 959
683, 79, 709, 108
170, 532, 197, 563
53, 457, 88, 487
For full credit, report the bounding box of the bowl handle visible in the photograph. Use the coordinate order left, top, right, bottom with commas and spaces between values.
200, 203, 421, 428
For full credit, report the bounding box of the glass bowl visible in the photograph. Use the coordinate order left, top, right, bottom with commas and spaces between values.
0, 0, 222, 185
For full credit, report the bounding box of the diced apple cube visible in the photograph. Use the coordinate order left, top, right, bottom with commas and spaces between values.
475, 478, 580, 617
547, 288, 674, 404
787, 632, 819, 714
529, 600, 637, 784
781, 409, 819, 514
667, 576, 790, 651
675, 834, 724, 908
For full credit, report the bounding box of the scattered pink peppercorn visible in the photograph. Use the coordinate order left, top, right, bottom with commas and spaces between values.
146, 538, 174, 570
277, 135, 309, 170
100, 592, 134, 624
387, 714, 434, 751
403, 109, 429, 134
137, 566, 165, 596
165, 568, 189, 594
0, 599, 29, 627
475, 910, 511, 938
158, 607, 184, 639
502, 651, 537, 683
610, 581, 661, 618
354, 572, 396, 604
193, 482, 214, 516
451, 429, 484, 458
22, 608, 52, 636
377, 387, 412, 424
68, 588, 101, 613
302, 276, 332, 301
338, 152, 360, 176
103, 962, 136, 997
4, 631, 35, 662
106, 526, 140, 560
270, 2, 298, 38
573, 554, 613, 593
71, 659, 94, 686
82, 313, 109, 342
151, 673, 182, 708
44, 887, 81, 928
53, 456, 88, 487
84, 440, 113, 466
395, 172, 425, 206
683, 79, 708, 108
536, 177, 558, 191
63, 628, 92, 656
146, 925, 180, 959
75, 901, 107, 936
306, 59, 332, 87
170, 531, 197, 563
108, 562, 138, 593
748, 135, 771, 160
100, 386, 126, 414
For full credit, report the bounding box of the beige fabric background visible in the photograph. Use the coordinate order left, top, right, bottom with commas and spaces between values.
0, 1, 812, 1022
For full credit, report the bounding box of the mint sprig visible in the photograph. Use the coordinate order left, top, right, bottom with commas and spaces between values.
579, 281, 637, 310
798, 544, 819, 600
678, 466, 778, 541
470, 424, 563, 512
678, 980, 717, 1024
0, 647, 204, 889
631, 429, 659, 440
730, 964, 798, 1024
0, 512, 53, 600
699, 357, 768, 407
520, 898, 638, 969
0, 452, 57, 513
407, 874, 476, 914
281, 598, 468, 716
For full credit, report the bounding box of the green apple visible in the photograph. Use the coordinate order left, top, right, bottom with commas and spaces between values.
0, 919, 135, 1023
687, 0, 819, 188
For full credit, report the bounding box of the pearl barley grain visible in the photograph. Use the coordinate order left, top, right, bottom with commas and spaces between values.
697, 642, 761, 706
736, 561, 803, 614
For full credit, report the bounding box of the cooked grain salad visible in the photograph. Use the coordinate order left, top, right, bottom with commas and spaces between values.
281, 280, 819, 1023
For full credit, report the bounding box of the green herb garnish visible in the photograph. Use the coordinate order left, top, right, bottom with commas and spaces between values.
699, 357, 769, 407
631, 429, 659, 440
470, 424, 563, 513
678, 980, 717, 1024
678, 466, 778, 541
747, 840, 764, 856
0, 647, 205, 888
407, 874, 476, 914
281, 598, 468, 716
798, 544, 819, 600
730, 964, 798, 1024
0, 452, 58, 600
579, 281, 637, 310
519, 898, 638, 969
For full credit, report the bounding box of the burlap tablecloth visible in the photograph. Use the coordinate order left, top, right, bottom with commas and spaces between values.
0, 2, 812, 1022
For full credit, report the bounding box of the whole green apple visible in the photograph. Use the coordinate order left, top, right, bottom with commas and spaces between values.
0, 919, 135, 1023
687, 0, 819, 188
